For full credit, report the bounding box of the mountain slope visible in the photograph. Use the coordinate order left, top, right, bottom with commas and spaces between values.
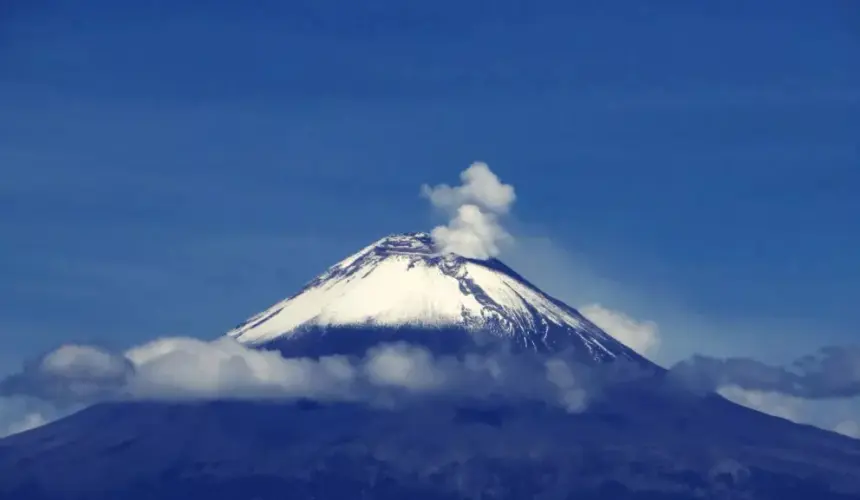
227, 232, 645, 363
1, 394, 859, 500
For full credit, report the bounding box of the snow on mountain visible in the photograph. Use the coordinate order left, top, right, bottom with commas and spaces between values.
226, 232, 643, 363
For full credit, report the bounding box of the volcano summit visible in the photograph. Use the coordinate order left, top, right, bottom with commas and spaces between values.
227, 232, 646, 364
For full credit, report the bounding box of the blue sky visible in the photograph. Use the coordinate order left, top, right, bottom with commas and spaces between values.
1, 1, 858, 375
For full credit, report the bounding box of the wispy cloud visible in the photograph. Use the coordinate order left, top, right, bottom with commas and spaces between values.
668, 346, 860, 400
715, 386, 860, 441
716, 385, 805, 422
669, 348, 860, 440
0, 396, 74, 438
1, 344, 133, 405
579, 304, 660, 357
835, 420, 860, 439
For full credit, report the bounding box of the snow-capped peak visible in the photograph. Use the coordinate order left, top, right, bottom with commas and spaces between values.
225, 232, 643, 362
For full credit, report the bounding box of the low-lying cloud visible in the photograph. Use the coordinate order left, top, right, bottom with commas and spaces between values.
1, 344, 133, 405
715, 385, 860, 440
716, 385, 805, 422
0, 337, 609, 435
667, 346, 860, 440
421, 162, 515, 259
668, 345, 860, 400
0, 396, 75, 438
4, 336, 860, 440
835, 420, 860, 439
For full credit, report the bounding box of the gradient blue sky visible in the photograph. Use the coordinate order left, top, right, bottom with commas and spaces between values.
2, 1, 858, 372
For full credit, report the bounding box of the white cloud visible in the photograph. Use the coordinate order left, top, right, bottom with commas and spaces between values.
835, 420, 859, 439
421, 162, 515, 259
0, 396, 74, 438
668, 346, 860, 400
0, 338, 604, 435
37, 344, 133, 401
121, 338, 593, 411
5, 412, 47, 436
39, 344, 128, 378
126, 337, 358, 401
6, 337, 860, 442
580, 304, 660, 356
716, 386, 860, 440
716, 385, 803, 422
363, 343, 446, 391
0, 344, 132, 404
544, 359, 587, 412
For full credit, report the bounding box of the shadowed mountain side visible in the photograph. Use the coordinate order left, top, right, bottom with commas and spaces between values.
1, 388, 858, 500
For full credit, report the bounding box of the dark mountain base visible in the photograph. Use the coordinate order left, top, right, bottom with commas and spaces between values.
5, 465, 858, 500
1, 398, 858, 500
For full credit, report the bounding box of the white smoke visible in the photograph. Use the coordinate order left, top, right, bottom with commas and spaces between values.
421, 162, 515, 259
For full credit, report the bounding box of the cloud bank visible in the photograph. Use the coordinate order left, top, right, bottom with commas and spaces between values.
0, 344, 133, 405
421, 162, 515, 259
667, 346, 860, 440
3, 336, 860, 440
715, 385, 860, 440
0, 337, 609, 435
668, 345, 860, 400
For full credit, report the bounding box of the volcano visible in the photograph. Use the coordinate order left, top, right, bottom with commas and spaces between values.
1, 233, 859, 500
